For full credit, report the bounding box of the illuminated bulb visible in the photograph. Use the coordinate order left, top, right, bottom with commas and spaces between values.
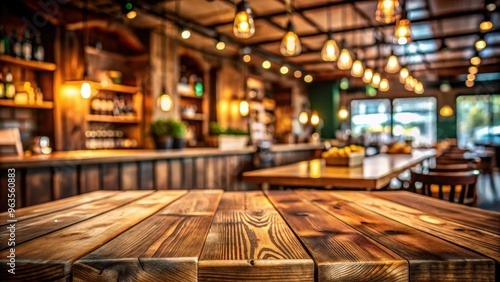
371, 73, 381, 88
468, 66, 478, 74
310, 112, 320, 126
216, 41, 226, 50
337, 48, 353, 70
262, 60, 271, 69
375, 0, 401, 24
299, 111, 308, 124
480, 19, 493, 32
486, 1, 496, 11
465, 80, 474, 87
385, 54, 400, 73
294, 70, 302, 78
379, 78, 389, 91
362, 68, 373, 83
280, 66, 289, 74
181, 28, 191, 39
338, 106, 349, 120
321, 37, 340, 61
439, 105, 453, 117
394, 19, 412, 45
405, 76, 414, 91
414, 82, 424, 94
81, 82, 91, 99
243, 54, 251, 63
467, 73, 475, 81
304, 74, 313, 83
280, 21, 301, 56
351, 60, 364, 77
126, 10, 137, 19
470, 56, 481, 66
411, 77, 418, 88
158, 92, 173, 112
233, 0, 255, 39
399, 67, 409, 83
239, 100, 249, 116
475, 38, 486, 51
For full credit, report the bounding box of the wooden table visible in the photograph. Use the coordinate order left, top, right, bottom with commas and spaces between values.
243, 149, 436, 189
1, 189, 498, 281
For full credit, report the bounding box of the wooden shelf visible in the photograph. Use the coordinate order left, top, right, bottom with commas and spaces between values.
180, 93, 204, 99
86, 115, 140, 124
85, 46, 149, 63
0, 100, 53, 109
181, 113, 206, 121
66, 81, 139, 94
0, 55, 56, 71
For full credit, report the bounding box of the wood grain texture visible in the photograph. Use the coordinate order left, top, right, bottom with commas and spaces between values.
199, 191, 314, 281
298, 190, 495, 281
121, 162, 138, 190
73, 190, 222, 282
373, 191, 500, 234
100, 163, 119, 190
154, 160, 168, 190
0, 191, 186, 282
0, 191, 153, 250
266, 191, 408, 282
0, 168, 22, 213
79, 164, 100, 193
24, 167, 52, 206
52, 165, 78, 200
138, 161, 154, 190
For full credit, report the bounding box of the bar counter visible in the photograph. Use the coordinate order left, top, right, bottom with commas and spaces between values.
0, 144, 323, 211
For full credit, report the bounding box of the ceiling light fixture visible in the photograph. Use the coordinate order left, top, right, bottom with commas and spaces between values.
467, 73, 476, 81
351, 59, 364, 77
280, 65, 289, 74
375, 0, 401, 24
485, 0, 496, 11
404, 75, 414, 91
304, 74, 313, 83
399, 67, 409, 83
475, 35, 487, 51
215, 39, 226, 51
393, 3, 412, 45
180, 27, 191, 39
321, 2, 339, 62
385, 50, 401, 73
470, 53, 481, 66
465, 80, 474, 87
468, 66, 478, 74
124, 0, 137, 19
243, 54, 251, 62
371, 72, 381, 88
379, 78, 390, 91
363, 68, 373, 84
337, 40, 353, 70
480, 14, 493, 32
280, 20, 301, 56
158, 11, 172, 112
294, 70, 302, 78
80, 0, 92, 99
233, 0, 255, 39
262, 60, 271, 69
439, 105, 453, 117
414, 81, 424, 94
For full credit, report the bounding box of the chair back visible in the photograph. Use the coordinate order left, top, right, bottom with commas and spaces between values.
429, 163, 478, 172
410, 170, 480, 205
0, 128, 23, 157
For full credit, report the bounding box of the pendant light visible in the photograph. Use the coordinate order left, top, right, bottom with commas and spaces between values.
337, 5, 352, 70
350, 14, 364, 77
414, 81, 424, 94
385, 50, 400, 73
363, 67, 373, 84
375, 0, 401, 24
439, 105, 453, 117
470, 52, 481, 66
321, 2, 339, 62
394, 2, 412, 45
475, 34, 487, 51
379, 78, 390, 91
80, 0, 92, 99
480, 13, 493, 32
157, 13, 172, 112
280, 2, 301, 57
371, 72, 381, 88
233, 0, 255, 39
399, 67, 409, 83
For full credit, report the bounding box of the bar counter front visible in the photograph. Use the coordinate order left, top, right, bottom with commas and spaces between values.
0, 190, 498, 281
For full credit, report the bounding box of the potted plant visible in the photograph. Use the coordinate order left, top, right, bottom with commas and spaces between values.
169, 119, 187, 149
210, 122, 249, 150
150, 119, 173, 149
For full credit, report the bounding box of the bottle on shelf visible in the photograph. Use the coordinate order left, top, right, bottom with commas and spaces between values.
21, 28, 32, 61
0, 25, 10, 56
4, 68, 15, 99
11, 29, 21, 58
33, 32, 44, 62
90, 94, 101, 115
35, 87, 44, 105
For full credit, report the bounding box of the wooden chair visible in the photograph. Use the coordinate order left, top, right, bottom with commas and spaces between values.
0, 128, 24, 157
429, 163, 478, 172
410, 170, 480, 206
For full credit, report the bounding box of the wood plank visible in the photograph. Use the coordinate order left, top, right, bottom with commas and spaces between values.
183, 158, 194, 189
0, 168, 22, 213
199, 191, 314, 281
0, 191, 153, 250
205, 157, 215, 189
0, 191, 115, 225
24, 168, 52, 206
154, 160, 169, 190
52, 165, 78, 200
0, 191, 187, 282
266, 191, 408, 281
298, 190, 495, 281
74, 190, 223, 282
373, 191, 500, 234
121, 162, 138, 190
195, 157, 205, 188
79, 165, 100, 193
101, 163, 120, 190
170, 159, 182, 189
138, 161, 154, 190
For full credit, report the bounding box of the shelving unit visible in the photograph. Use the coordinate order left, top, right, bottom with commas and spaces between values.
65, 80, 139, 94
0, 55, 56, 72
86, 115, 140, 124
0, 100, 54, 109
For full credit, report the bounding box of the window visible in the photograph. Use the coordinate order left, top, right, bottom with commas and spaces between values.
393, 97, 436, 146
457, 95, 500, 147
350, 99, 392, 144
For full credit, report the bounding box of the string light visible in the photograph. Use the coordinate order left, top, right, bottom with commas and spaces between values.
379, 78, 390, 91
371, 73, 381, 88
337, 47, 353, 70
468, 66, 478, 74
294, 70, 302, 78
385, 52, 401, 73
399, 67, 409, 83
351, 60, 364, 77
304, 74, 313, 83
243, 54, 251, 63
262, 60, 271, 69
180, 27, 191, 39
363, 68, 373, 84
439, 105, 453, 117
280, 66, 289, 74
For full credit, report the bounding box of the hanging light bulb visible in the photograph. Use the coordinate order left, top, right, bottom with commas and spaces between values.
294, 70, 302, 78
310, 112, 320, 126
243, 54, 251, 63
158, 88, 173, 112
280, 65, 289, 74
216, 39, 226, 51
299, 111, 309, 124
379, 78, 390, 91
414, 81, 424, 94
351, 59, 364, 77
304, 74, 313, 83
81, 82, 91, 99
363, 68, 373, 84
239, 100, 249, 116
405, 76, 414, 91
233, 0, 255, 39
399, 67, 409, 83
394, 14, 412, 45
180, 27, 191, 39
124, 1, 137, 19
337, 44, 353, 70
439, 105, 453, 117
375, 0, 401, 24
470, 54, 481, 66
262, 60, 271, 69
280, 20, 301, 56
469, 66, 478, 74
371, 72, 381, 88
385, 52, 401, 73
467, 73, 476, 81
475, 37, 487, 51
486, 0, 496, 11
480, 14, 493, 32
321, 35, 340, 62
465, 80, 474, 87
338, 106, 349, 120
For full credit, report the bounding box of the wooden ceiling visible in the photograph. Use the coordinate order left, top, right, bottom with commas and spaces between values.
16, 0, 500, 83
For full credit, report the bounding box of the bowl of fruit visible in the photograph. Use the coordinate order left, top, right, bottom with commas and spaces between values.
385, 142, 412, 154
321, 145, 365, 167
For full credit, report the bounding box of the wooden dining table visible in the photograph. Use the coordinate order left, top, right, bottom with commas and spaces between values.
1, 189, 498, 281
243, 149, 436, 189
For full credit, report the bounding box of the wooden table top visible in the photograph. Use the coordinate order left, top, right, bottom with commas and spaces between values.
243, 149, 436, 189
1, 189, 498, 281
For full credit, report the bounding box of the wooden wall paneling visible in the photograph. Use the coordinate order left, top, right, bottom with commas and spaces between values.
121, 162, 138, 190
195, 157, 205, 189
0, 169, 23, 212
170, 159, 183, 189
218, 156, 228, 190
79, 165, 100, 194
182, 158, 194, 189
205, 157, 215, 189
238, 154, 253, 191
155, 160, 169, 190
274, 152, 283, 166
228, 155, 239, 191
52, 165, 78, 200
24, 168, 52, 206
100, 163, 120, 190
138, 161, 154, 190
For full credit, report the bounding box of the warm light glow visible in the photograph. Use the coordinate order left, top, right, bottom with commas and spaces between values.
338, 106, 349, 120
233, 1, 255, 39
337, 48, 353, 70
309, 159, 321, 178
467, 73, 476, 81
486, 1, 496, 11
81, 82, 92, 99
480, 20, 493, 32
321, 38, 340, 62
181, 28, 191, 39
158, 93, 173, 112
470, 55, 481, 66
375, 0, 401, 24
126, 10, 137, 19
394, 19, 412, 45
304, 74, 313, 83
340, 77, 349, 90
280, 21, 302, 56
310, 112, 320, 126
299, 111, 309, 124
363, 68, 373, 83
239, 100, 249, 116
351, 60, 364, 77
411, 77, 418, 88
465, 80, 474, 87
414, 81, 424, 94
405, 76, 414, 91
371, 73, 381, 88
469, 66, 478, 74
216, 41, 226, 50
385, 54, 400, 73
294, 70, 302, 78
475, 38, 486, 51
262, 60, 271, 69
399, 67, 409, 83
243, 54, 251, 63
439, 105, 453, 117
379, 78, 389, 91
280, 66, 289, 74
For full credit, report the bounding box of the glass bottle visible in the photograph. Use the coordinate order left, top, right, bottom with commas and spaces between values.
11, 29, 21, 58
33, 32, 44, 62
4, 68, 16, 99
0, 25, 9, 55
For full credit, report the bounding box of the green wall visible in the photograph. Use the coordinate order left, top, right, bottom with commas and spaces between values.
308, 81, 340, 139
437, 115, 457, 140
